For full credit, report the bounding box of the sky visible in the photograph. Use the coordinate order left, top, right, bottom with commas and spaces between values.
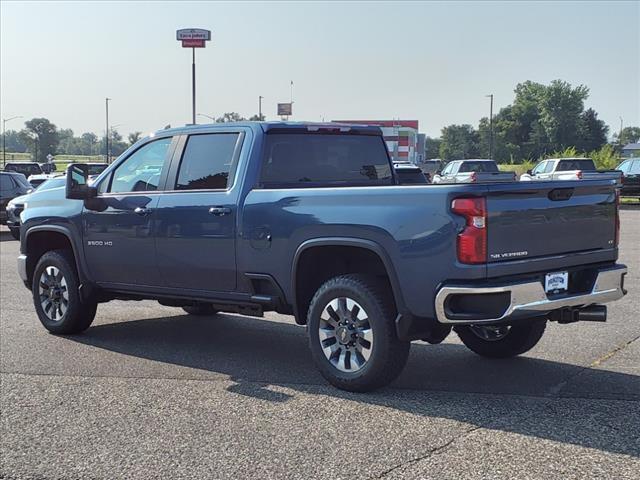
1, 1, 639, 138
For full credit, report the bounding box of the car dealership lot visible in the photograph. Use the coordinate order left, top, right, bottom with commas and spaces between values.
1, 213, 638, 479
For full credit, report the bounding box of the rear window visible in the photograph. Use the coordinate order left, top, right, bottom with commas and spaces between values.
458, 161, 499, 173
260, 134, 393, 187
557, 159, 596, 171
5, 163, 42, 176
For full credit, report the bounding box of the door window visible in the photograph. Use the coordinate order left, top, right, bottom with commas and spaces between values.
109, 138, 172, 193
531, 161, 546, 175
175, 133, 239, 190
0, 174, 15, 193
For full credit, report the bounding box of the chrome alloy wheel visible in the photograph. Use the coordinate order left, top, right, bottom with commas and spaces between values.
469, 325, 511, 342
38, 266, 69, 322
318, 297, 374, 373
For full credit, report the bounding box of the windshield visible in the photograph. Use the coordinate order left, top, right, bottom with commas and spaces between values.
36, 177, 66, 191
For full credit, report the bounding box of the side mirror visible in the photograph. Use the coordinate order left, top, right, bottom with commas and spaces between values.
526, 169, 532, 175
66, 164, 97, 200
436, 169, 442, 175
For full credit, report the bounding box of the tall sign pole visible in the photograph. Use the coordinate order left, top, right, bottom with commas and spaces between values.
486, 94, 494, 160
105, 97, 111, 163
177, 28, 211, 125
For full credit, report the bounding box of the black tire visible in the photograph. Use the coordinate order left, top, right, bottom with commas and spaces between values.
9, 227, 20, 240
307, 274, 410, 392
32, 249, 97, 335
182, 303, 218, 316
455, 320, 547, 359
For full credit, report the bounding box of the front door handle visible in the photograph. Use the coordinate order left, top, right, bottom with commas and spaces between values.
134, 207, 152, 216
209, 206, 232, 216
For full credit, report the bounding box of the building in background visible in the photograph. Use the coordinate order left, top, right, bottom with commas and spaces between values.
332, 120, 423, 164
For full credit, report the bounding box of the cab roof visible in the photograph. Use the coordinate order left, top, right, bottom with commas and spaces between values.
155, 121, 383, 137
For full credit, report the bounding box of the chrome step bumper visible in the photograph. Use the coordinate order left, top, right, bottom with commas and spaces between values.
435, 266, 627, 324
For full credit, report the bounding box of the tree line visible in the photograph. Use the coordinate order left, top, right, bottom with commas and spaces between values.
2, 80, 639, 165
424, 80, 639, 163
0, 113, 266, 163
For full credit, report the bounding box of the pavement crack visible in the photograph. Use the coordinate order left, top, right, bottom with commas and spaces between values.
370, 425, 482, 479
545, 334, 640, 398
590, 334, 640, 368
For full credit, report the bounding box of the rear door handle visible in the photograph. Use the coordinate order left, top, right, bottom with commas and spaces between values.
209, 206, 232, 216
134, 207, 152, 216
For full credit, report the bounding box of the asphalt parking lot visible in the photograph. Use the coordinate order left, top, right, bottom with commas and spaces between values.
1, 212, 638, 479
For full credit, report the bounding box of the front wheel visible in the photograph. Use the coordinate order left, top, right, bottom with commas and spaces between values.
455, 320, 547, 359
32, 250, 97, 334
307, 274, 410, 392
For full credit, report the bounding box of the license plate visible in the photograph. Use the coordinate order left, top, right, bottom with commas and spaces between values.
545, 271, 568, 293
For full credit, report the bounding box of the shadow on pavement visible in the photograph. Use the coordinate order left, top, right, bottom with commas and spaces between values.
70, 312, 640, 458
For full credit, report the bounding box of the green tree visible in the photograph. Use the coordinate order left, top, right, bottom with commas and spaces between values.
617, 126, 640, 145
127, 131, 142, 145
424, 137, 442, 159
19, 118, 60, 162
216, 112, 245, 123
577, 108, 608, 152
439, 124, 479, 160
0, 130, 28, 153
248, 114, 265, 121
538, 80, 589, 151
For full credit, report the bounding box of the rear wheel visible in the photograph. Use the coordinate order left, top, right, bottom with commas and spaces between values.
182, 303, 218, 316
455, 319, 547, 359
9, 227, 20, 240
307, 274, 410, 392
32, 250, 97, 334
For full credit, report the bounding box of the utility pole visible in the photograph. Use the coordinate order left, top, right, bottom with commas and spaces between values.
259, 96, 263, 120
619, 117, 624, 145
2, 116, 22, 167
105, 98, 111, 163
486, 94, 494, 160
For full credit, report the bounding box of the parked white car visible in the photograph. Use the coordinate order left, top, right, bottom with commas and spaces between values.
520, 157, 615, 181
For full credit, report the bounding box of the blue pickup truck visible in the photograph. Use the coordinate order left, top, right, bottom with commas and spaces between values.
17, 122, 627, 391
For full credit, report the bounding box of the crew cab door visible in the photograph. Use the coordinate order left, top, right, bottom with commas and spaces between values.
531, 160, 553, 180
154, 131, 243, 292
82, 136, 176, 286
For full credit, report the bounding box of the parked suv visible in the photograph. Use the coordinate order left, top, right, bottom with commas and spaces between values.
17, 122, 627, 391
616, 158, 640, 196
1, 171, 32, 238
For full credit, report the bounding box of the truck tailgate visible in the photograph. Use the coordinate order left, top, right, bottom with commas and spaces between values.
486, 180, 617, 262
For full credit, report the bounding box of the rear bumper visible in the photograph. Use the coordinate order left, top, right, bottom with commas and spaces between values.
435, 265, 627, 324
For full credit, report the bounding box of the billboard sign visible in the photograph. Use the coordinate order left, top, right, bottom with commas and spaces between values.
277, 103, 293, 116
176, 28, 211, 41
181, 39, 206, 48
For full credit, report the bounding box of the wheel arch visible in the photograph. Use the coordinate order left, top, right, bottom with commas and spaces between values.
23, 225, 88, 288
291, 237, 405, 325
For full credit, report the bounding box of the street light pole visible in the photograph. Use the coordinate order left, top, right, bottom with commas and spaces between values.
259, 96, 263, 120
2, 116, 23, 167
197, 113, 215, 122
486, 94, 494, 160
105, 98, 111, 163
619, 117, 624, 145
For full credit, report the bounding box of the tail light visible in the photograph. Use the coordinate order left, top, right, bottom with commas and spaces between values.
576, 170, 583, 179
452, 197, 487, 264
470, 172, 477, 183
615, 188, 620, 246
